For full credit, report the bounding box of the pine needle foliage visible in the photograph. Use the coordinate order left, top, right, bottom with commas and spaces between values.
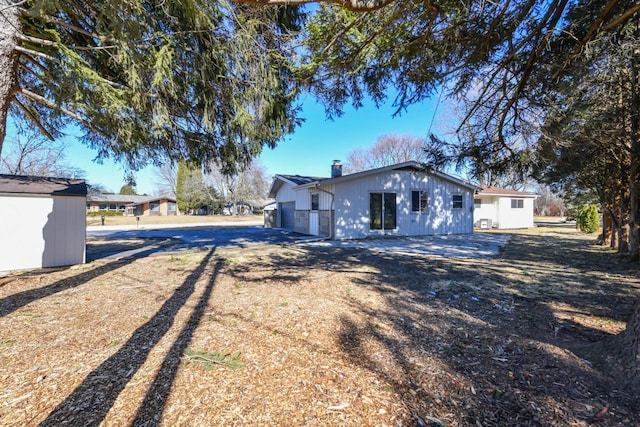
2, 0, 306, 174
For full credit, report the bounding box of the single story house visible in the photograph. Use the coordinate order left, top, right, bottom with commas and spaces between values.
124, 196, 178, 216
86, 194, 150, 213
87, 194, 178, 216
473, 185, 538, 229
0, 174, 87, 272
267, 161, 477, 239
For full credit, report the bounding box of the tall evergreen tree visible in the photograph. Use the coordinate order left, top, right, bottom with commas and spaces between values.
0, 0, 304, 173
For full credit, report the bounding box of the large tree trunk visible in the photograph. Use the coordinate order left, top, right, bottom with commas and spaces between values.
0, 0, 21, 156
608, 299, 640, 392
619, 190, 630, 253
617, 22, 640, 391
629, 28, 640, 261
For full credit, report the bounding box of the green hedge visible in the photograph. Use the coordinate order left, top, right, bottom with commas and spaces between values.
86, 211, 124, 217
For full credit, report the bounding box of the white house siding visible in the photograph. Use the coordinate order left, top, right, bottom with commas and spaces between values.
0, 194, 86, 271
496, 197, 535, 229
276, 181, 297, 204
295, 186, 334, 210
295, 185, 335, 236
474, 196, 499, 228
332, 170, 473, 240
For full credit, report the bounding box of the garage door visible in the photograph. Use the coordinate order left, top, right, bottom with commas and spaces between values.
280, 202, 295, 230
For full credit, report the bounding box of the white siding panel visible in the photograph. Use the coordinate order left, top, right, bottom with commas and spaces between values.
315, 184, 335, 210
0, 195, 85, 272
333, 170, 473, 239
497, 197, 535, 229
474, 196, 499, 227
275, 182, 297, 203
295, 187, 311, 209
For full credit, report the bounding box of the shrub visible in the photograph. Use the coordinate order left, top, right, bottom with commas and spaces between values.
576, 204, 600, 233
86, 211, 124, 217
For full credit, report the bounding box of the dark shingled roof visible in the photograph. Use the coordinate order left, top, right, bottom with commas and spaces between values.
0, 174, 87, 196
278, 174, 327, 186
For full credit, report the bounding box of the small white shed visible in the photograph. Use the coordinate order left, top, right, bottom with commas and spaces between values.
473, 185, 538, 229
0, 175, 87, 272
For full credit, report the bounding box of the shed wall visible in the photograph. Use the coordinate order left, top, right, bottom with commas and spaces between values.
0, 194, 86, 271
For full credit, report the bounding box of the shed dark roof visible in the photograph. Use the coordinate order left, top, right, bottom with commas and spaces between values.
0, 174, 87, 196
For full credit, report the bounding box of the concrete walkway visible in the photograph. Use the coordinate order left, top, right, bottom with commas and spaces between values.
299, 233, 511, 258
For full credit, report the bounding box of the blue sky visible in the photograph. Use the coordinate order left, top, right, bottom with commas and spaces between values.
8, 92, 452, 195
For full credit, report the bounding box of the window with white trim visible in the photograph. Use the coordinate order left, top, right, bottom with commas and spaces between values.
411, 190, 428, 212
511, 199, 524, 209
474, 198, 482, 208
311, 193, 319, 211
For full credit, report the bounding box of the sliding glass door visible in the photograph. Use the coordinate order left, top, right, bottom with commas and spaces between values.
370, 192, 396, 231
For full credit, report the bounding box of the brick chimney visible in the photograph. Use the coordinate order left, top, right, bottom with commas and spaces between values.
331, 160, 342, 178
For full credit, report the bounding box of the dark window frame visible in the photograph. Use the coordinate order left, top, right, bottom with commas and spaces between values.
452, 194, 463, 209
411, 190, 429, 213
370, 192, 397, 231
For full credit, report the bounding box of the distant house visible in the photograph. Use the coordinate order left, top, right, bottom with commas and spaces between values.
473, 185, 538, 229
267, 161, 477, 239
124, 196, 178, 217
0, 175, 87, 272
87, 194, 178, 216
86, 194, 150, 214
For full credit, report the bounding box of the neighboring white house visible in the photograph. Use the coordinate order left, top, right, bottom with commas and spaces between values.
268, 161, 477, 239
0, 175, 87, 272
473, 185, 538, 229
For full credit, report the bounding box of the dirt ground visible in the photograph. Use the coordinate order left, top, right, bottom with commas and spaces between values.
1, 226, 639, 426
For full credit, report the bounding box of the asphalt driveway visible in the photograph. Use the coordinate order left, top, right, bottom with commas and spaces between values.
86, 225, 311, 260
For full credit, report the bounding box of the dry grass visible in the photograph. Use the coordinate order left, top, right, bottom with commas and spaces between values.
1, 227, 639, 426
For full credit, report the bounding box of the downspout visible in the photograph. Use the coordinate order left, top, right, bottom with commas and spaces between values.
315, 184, 335, 240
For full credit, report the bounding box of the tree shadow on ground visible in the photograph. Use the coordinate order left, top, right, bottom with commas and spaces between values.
39, 249, 218, 426
0, 246, 164, 319
240, 232, 640, 425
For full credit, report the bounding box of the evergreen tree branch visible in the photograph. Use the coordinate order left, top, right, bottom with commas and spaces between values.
19, 56, 56, 83
602, 4, 640, 32
11, 96, 54, 141
14, 46, 57, 62
16, 33, 57, 47
17, 88, 107, 138
231, 0, 395, 12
